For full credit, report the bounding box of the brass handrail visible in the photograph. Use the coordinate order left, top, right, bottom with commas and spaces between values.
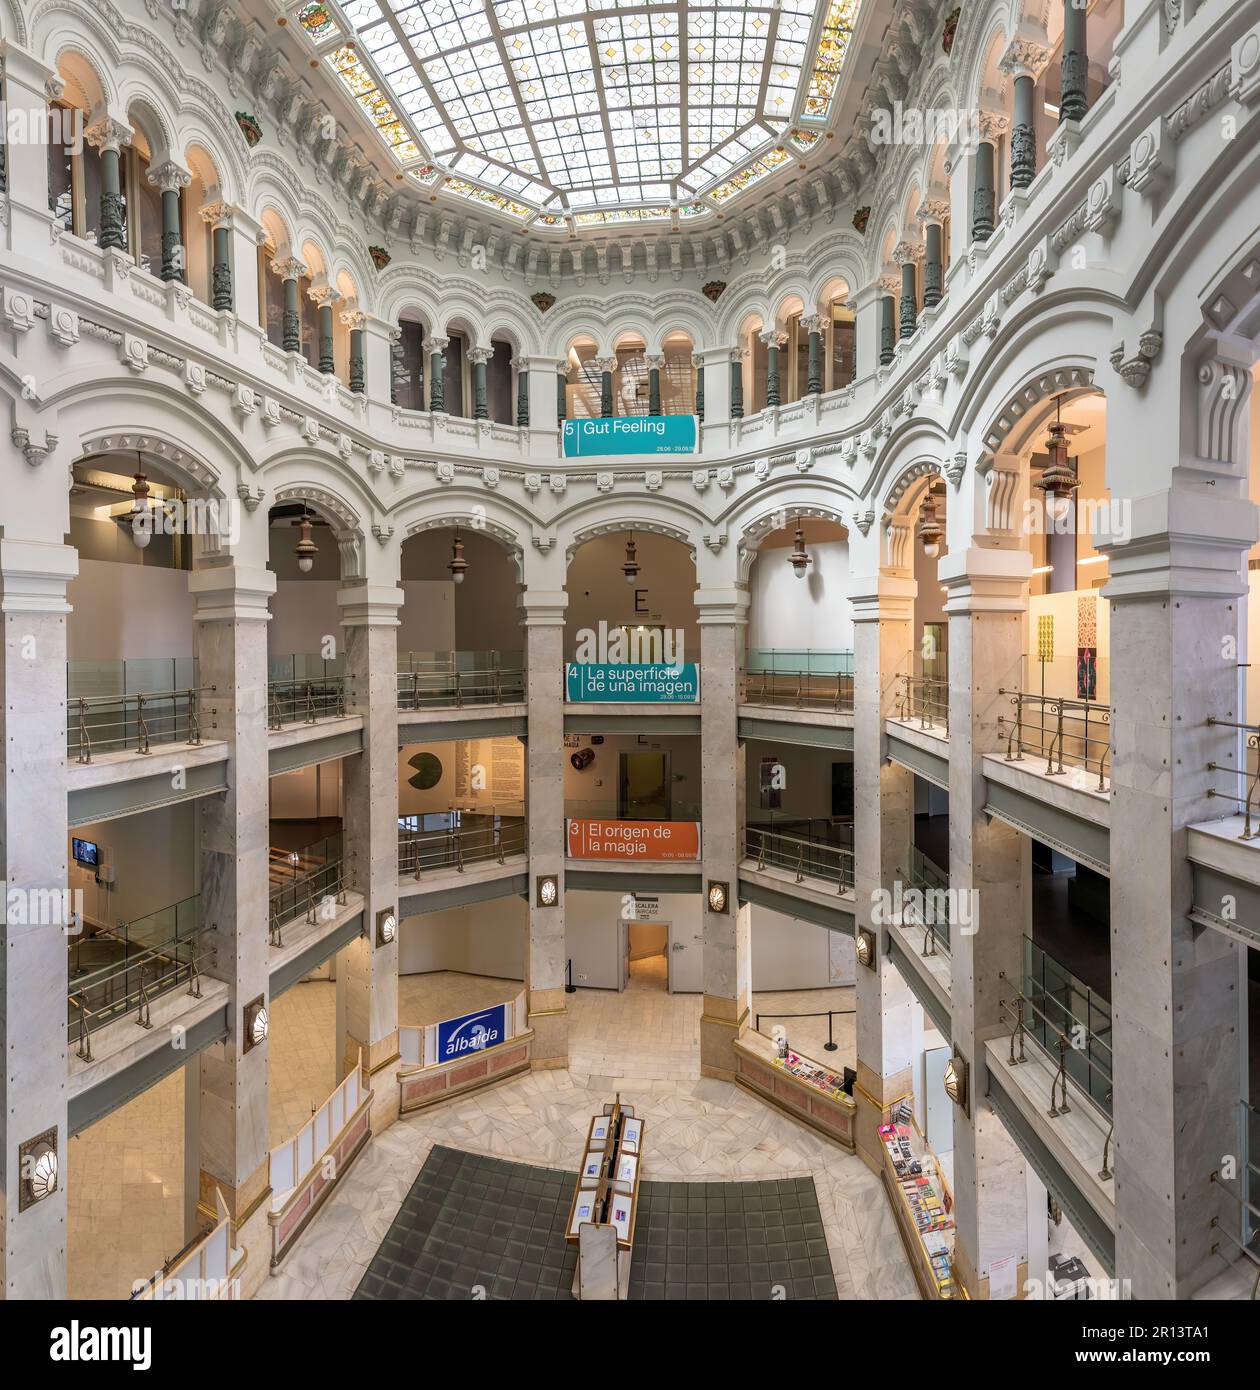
743, 825, 854, 894
70, 685, 216, 763
998, 689, 1112, 791
1206, 718, 1260, 839
266, 675, 348, 729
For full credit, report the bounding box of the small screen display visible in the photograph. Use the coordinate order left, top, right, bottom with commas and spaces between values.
72, 838, 99, 868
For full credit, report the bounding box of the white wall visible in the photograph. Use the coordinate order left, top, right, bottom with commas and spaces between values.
562, 733, 701, 813
744, 738, 851, 821
399, 897, 528, 979
399, 736, 525, 815
269, 761, 343, 821
748, 528, 852, 652
564, 532, 699, 659
751, 904, 854, 991
67, 558, 195, 663
69, 801, 199, 929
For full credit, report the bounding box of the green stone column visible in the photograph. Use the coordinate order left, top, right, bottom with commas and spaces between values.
878, 293, 895, 366
647, 355, 663, 415
1011, 72, 1037, 189
428, 336, 448, 412
347, 316, 365, 394
730, 351, 745, 420
896, 249, 919, 339
390, 330, 404, 405
515, 360, 530, 427
597, 357, 615, 418
272, 256, 306, 355
313, 290, 336, 375
802, 316, 824, 395
694, 356, 705, 422
469, 346, 491, 421
87, 118, 130, 251
557, 371, 566, 424
762, 331, 785, 408
921, 217, 944, 308
1061, 0, 1088, 125
207, 214, 233, 311
972, 141, 995, 242
148, 162, 190, 283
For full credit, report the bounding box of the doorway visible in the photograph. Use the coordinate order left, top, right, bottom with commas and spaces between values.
619, 751, 671, 819
625, 918, 669, 991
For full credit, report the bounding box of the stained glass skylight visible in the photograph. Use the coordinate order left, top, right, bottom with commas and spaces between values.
295, 0, 863, 227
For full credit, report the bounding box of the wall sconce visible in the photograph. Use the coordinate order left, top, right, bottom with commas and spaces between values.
376, 907, 397, 946
18, 1128, 58, 1210
943, 1053, 970, 1115
707, 879, 729, 914
535, 874, 558, 907
855, 927, 876, 970
243, 995, 269, 1052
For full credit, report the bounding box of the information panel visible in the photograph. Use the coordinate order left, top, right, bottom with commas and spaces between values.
566, 818, 701, 861
434, 1002, 510, 1063
565, 662, 700, 703
562, 416, 697, 458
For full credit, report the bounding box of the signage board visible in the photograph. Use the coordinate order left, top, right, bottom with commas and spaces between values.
562, 415, 697, 458
566, 818, 701, 861
435, 1001, 510, 1063
565, 662, 700, 703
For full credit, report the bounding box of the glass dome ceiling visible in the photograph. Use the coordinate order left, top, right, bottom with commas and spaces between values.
292, 0, 862, 229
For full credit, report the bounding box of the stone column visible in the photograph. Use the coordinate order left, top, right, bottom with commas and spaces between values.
85, 114, 132, 251
693, 354, 705, 421
729, 348, 746, 419
939, 548, 1034, 1300
1005, 59, 1040, 190
761, 330, 787, 408
468, 346, 492, 421
271, 255, 306, 355
200, 201, 234, 312
214, 201, 263, 331
513, 359, 530, 426
801, 315, 825, 395
520, 588, 568, 1068
1102, 365, 1257, 1297
878, 284, 897, 366
1061, 0, 1088, 125
917, 202, 949, 308
595, 356, 617, 418
523, 354, 564, 432
972, 141, 996, 242
337, 579, 403, 1122
894, 242, 922, 339
853, 282, 884, 379
557, 370, 567, 424
428, 335, 449, 412
645, 354, 664, 415
696, 587, 750, 1080
849, 570, 917, 1169
188, 560, 276, 1261
344, 310, 366, 394
310, 285, 337, 376
147, 160, 191, 282
0, 45, 59, 245
0, 523, 78, 1299
389, 329, 403, 406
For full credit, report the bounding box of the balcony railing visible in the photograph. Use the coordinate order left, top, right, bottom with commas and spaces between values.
67, 895, 206, 1058
397, 650, 525, 710
68, 685, 216, 762
267, 675, 349, 727
398, 813, 527, 877
744, 825, 854, 893
1209, 1100, 1260, 1274
268, 836, 346, 944
1206, 717, 1260, 839
894, 673, 949, 733
904, 844, 951, 956
740, 667, 854, 712
998, 690, 1112, 791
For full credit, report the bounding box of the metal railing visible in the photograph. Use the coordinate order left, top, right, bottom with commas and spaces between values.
267, 675, 348, 728
1206, 717, 1260, 839
744, 825, 854, 893
69, 686, 216, 762
754, 1007, 855, 1054
397, 650, 525, 710
998, 689, 1112, 791
904, 844, 952, 956
1209, 1100, 1260, 1286
398, 815, 527, 878
268, 836, 346, 944
740, 667, 854, 712
895, 672, 949, 733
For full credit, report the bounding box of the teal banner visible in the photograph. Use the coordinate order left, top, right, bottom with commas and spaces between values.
562, 415, 697, 458
566, 662, 700, 703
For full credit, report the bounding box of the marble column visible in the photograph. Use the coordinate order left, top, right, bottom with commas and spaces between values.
693, 354, 705, 421
521, 590, 568, 1067
917, 202, 949, 309
761, 330, 787, 407
147, 160, 190, 282
849, 574, 917, 1169
696, 588, 750, 1080
200, 202, 234, 312
337, 581, 403, 1122
646, 354, 664, 415
557, 370, 567, 424
389, 329, 404, 406
468, 346, 492, 420
514, 359, 530, 426
1103, 371, 1257, 1297
272, 256, 306, 355
85, 115, 132, 251
940, 548, 1034, 1300
188, 561, 276, 1251
345, 312, 366, 394
595, 356, 617, 418
1061, 0, 1089, 125
0, 527, 78, 1299
729, 349, 746, 419
894, 242, 922, 339
878, 289, 896, 366
428, 335, 449, 412
311, 285, 337, 376
801, 315, 825, 395
1010, 73, 1037, 189
972, 141, 996, 242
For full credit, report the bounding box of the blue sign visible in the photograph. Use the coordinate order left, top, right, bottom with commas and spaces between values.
566, 662, 700, 703
436, 1002, 509, 1062
562, 415, 697, 458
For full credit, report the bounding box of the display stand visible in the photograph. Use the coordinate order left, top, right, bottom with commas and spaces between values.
878, 1121, 963, 1300
565, 1094, 645, 1300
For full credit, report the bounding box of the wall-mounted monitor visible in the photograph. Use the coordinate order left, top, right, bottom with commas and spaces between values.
72, 837, 99, 868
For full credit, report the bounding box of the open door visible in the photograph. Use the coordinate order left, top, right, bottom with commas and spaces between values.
619, 751, 671, 819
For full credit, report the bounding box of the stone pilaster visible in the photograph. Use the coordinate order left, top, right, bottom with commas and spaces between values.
850, 573, 917, 1169
0, 532, 78, 1299
696, 588, 749, 1080
521, 591, 568, 1067
188, 562, 276, 1250
0, 44, 61, 245
940, 548, 1034, 1300
336, 582, 403, 1121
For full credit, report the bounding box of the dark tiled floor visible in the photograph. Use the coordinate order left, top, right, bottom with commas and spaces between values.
354, 1145, 836, 1301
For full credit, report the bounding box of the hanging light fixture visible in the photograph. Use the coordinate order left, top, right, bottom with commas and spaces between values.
622, 531, 640, 584
293, 508, 318, 574
447, 531, 468, 585
787, 522, 811, 579
917, 489, 944, 560
131, 450, 153, 550
1034, 394, 1081, 525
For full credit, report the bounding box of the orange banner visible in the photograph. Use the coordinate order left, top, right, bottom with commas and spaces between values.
566, 819, 701, 861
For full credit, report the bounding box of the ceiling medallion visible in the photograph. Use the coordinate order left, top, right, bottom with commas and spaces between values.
368, 245, 391, 270
531, 291, 556, 313
234, 111, 263, 147
852, 206, 871, 234
702, 281, 728, 302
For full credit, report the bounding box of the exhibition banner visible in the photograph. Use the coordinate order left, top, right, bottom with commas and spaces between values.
565, 661, 700, 703
562, 415, 697, 458
566, 818, 701, 861
435, 1002, 510, 1062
